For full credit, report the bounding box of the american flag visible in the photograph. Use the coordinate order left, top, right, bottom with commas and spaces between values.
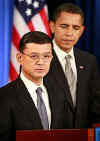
10, 0, 51, 81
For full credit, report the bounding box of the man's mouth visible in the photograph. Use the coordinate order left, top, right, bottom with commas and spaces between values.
62, 39, 73, 42
35, 69, 45, 72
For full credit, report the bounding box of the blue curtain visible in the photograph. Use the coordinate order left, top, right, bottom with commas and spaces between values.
0, 0, 14, 87
0, 0, 100, 87
95, 127, 100, 141
75, 0, 100, 70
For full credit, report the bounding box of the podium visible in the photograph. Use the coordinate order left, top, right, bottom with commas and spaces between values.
16, 128, 94, 141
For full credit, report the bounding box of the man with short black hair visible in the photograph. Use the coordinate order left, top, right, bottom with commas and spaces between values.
0, 31, 67, 141
45, 3, 100, 128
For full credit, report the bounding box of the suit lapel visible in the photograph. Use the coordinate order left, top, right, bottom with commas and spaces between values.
44, 79, 62, 129
15, 78, 43, 129
74, 48, 86, 107
43, 81, 54, 128
51, 50, 74, 109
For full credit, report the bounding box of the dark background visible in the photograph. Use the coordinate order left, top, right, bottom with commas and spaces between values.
47, 0, 75, 20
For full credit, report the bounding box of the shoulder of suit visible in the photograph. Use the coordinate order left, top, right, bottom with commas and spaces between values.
0, 77, 22, 98
74, 48, 96, 59
0, 77, 21, 89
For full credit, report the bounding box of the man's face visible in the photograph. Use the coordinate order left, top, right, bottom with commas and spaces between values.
17, 43, 52, 83
50, 12, 84, 52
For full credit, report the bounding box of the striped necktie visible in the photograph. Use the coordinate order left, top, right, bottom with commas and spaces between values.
36, 87, 49, 129
65, 55, 76, 106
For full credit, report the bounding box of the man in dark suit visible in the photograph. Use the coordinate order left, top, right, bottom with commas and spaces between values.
45, 3, 100, 128
0, 31, 67, 141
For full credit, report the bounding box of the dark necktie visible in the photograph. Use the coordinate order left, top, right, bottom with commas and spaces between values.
65, 55, 76, 106
36, 87, 49, 129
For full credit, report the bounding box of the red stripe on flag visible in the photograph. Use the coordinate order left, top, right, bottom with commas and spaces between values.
40, 8, 51, 36
9, 62, 18, 81
28, 21, 35, 31
12, 26, 21, 50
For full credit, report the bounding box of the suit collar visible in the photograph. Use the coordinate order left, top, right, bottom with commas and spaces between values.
16, 77, 58, 129
74, 48, 86, 79
74, 48, 82, 74
73, 48, 86, 108
15, 77, 43, 129
51, 49, 74, 109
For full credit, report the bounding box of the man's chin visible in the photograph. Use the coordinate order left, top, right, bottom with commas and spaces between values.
35, 73, 47, 78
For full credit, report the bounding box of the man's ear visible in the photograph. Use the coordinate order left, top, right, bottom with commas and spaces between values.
16, 52, 22, 65
80, 25, 85, 36
49, 21, 55, 34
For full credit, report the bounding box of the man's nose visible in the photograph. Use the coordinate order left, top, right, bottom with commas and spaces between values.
37, 57, 44, 64
65, 27, 73, 36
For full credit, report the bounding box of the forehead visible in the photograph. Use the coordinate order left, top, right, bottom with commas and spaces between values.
56, 12, 83, 25
24, 42, 52, 53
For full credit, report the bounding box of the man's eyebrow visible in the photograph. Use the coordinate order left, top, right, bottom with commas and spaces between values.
73, 25, 81, 27
30, 51, 52, 55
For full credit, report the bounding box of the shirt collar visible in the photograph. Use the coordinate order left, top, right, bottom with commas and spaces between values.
20, 72, 45, 93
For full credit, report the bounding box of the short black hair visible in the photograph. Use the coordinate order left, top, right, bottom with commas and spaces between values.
19, 31, 53, 52
53, 3, 84, 25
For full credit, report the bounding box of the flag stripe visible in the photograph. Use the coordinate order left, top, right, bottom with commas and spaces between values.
14, 7, 29, 37
28, 21, 35, 31
31, 13, 47, 33
9, 62, 18, 81
40, 6, 51, 36
12, 26, 20, 50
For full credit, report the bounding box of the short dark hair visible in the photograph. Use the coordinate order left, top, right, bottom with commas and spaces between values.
19, 31, 53, 52
53, 3, 84, 25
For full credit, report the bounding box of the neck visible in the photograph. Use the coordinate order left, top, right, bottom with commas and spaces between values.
22, 71, 42, 86
33, 79, 42, 86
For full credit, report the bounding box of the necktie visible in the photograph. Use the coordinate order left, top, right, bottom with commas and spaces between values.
65, 55, 76, 106
36, 87, 49, 129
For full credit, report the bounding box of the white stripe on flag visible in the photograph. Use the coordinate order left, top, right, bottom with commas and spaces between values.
14, 7, 30, 37
32, 13, 47, 33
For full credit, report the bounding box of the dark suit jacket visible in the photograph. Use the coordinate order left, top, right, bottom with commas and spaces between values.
45, 48, 100, 128
0, 77, 67, 141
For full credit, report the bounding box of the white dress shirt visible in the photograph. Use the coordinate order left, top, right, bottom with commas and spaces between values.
53, 40, 77, 80
20, 73, 51, 129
